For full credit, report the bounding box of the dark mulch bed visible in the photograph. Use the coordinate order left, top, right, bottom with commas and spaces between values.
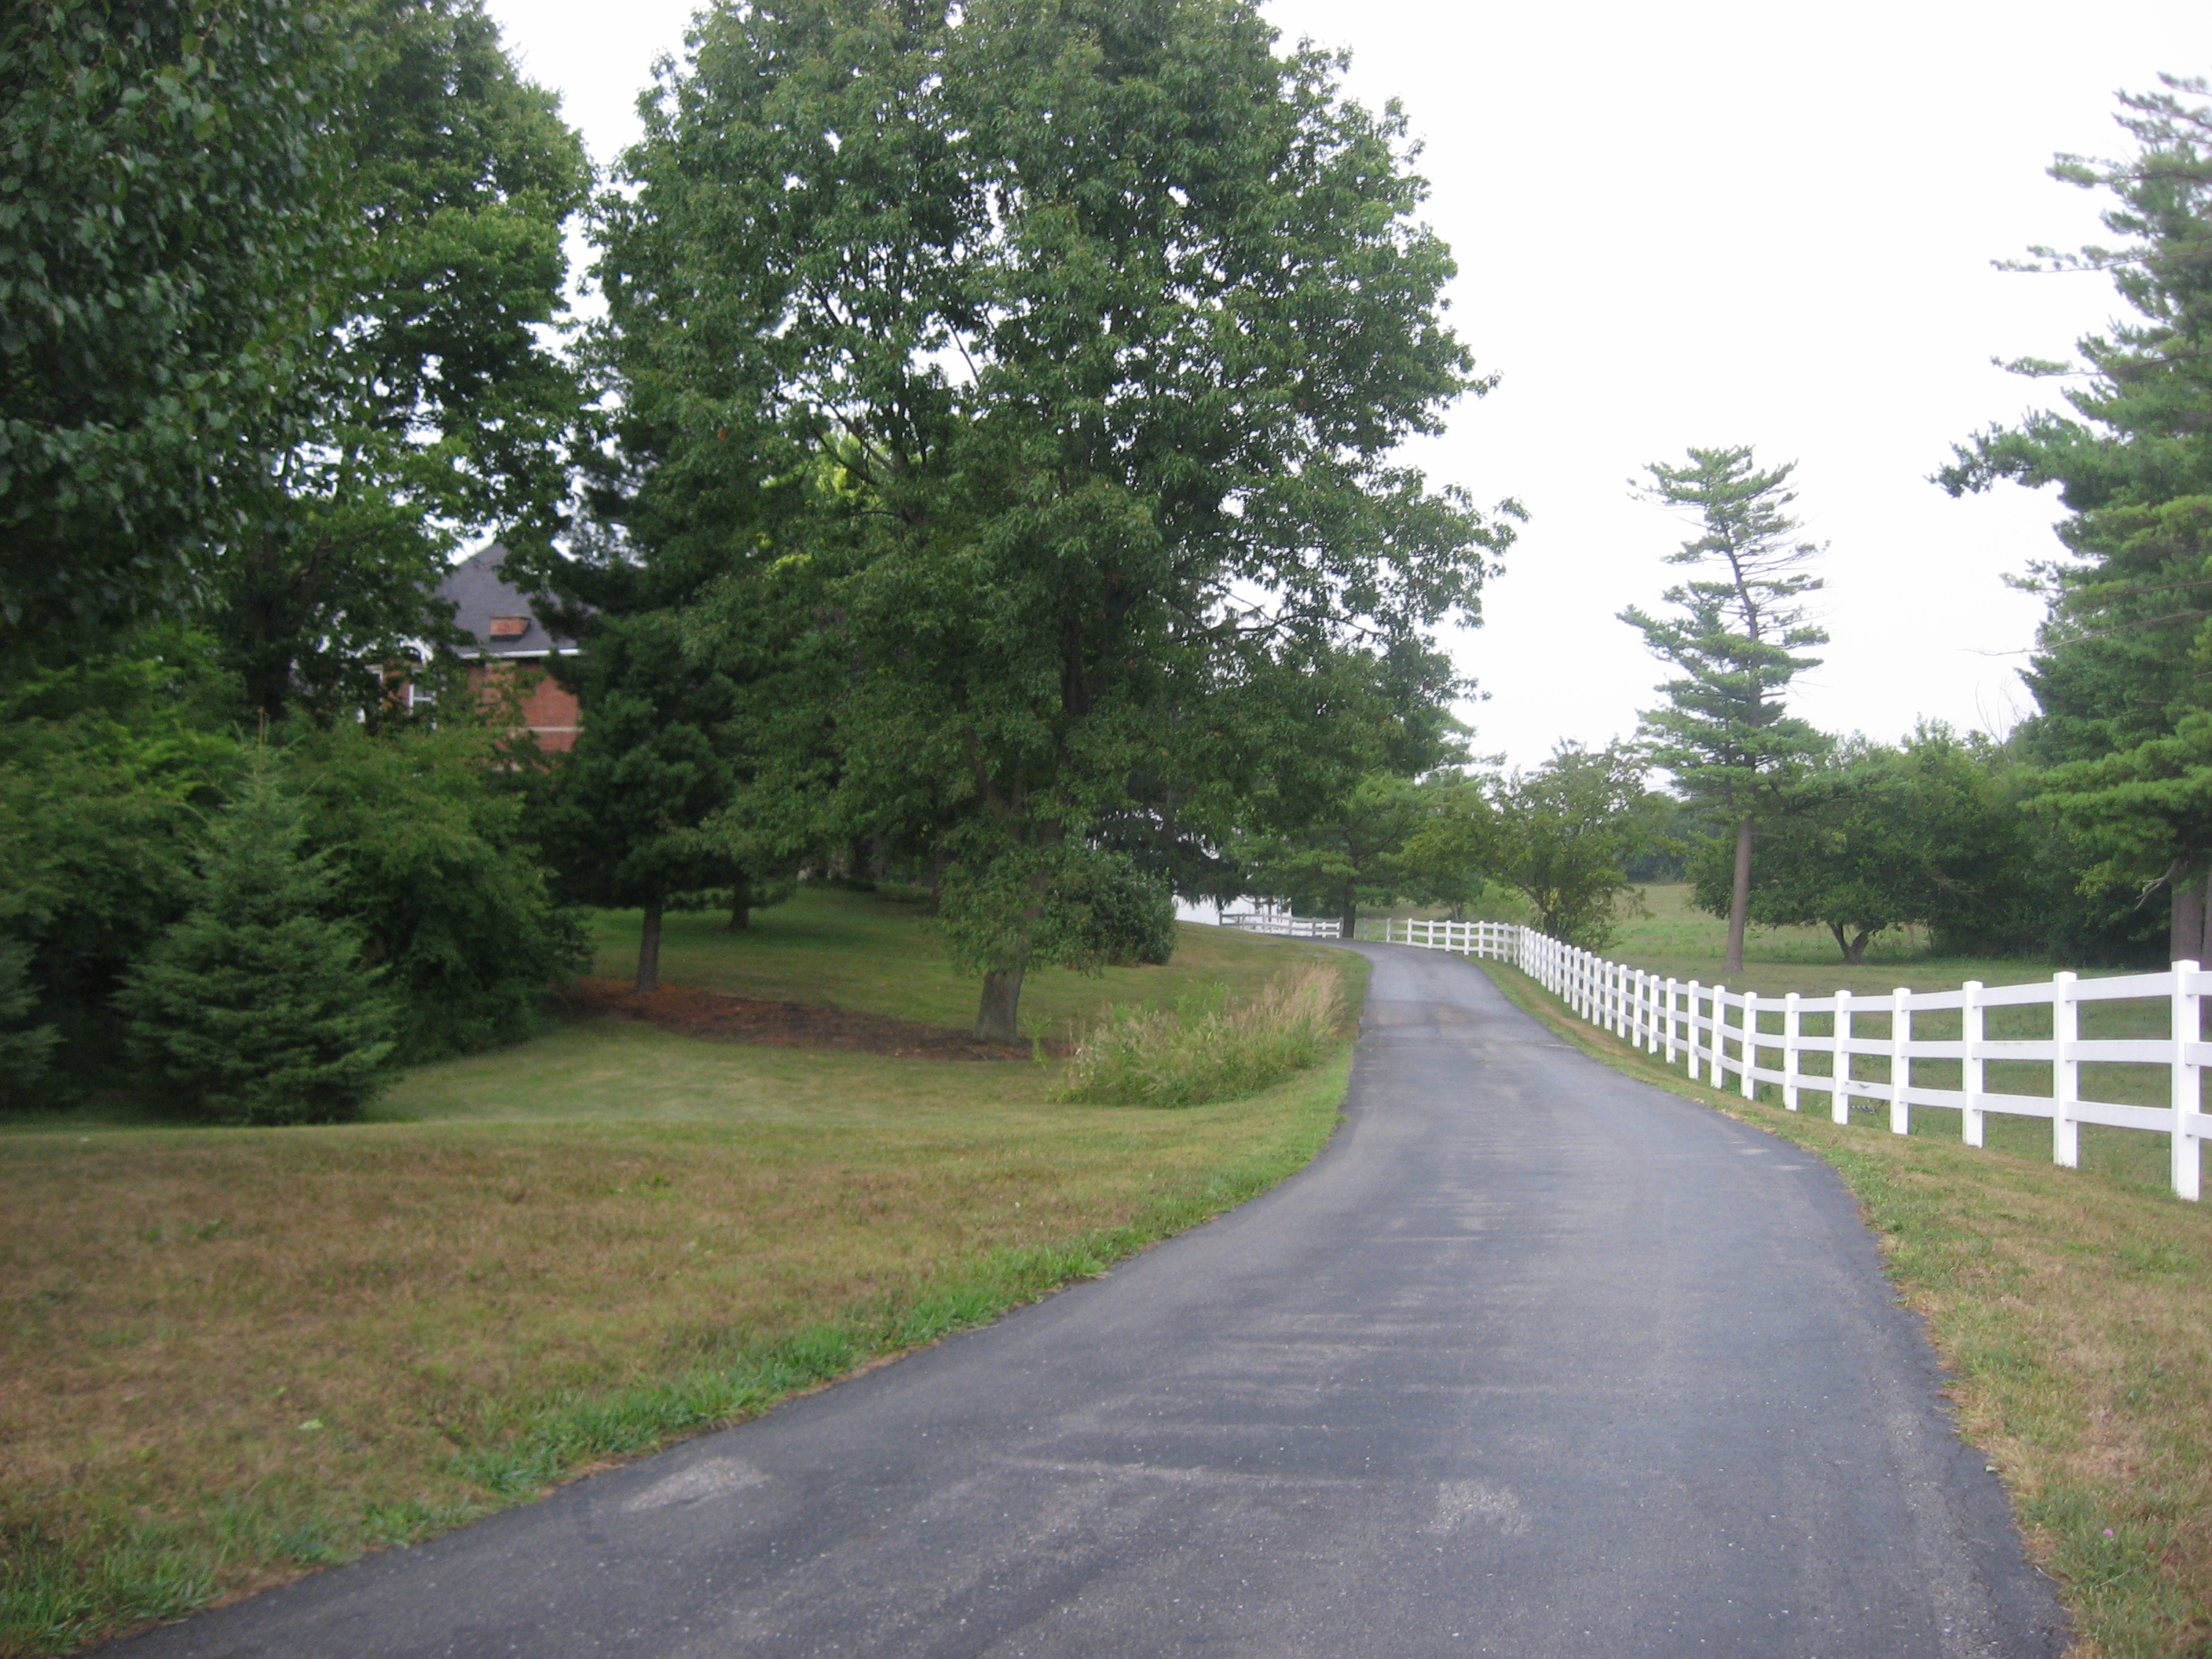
560, 977, 1046, 1061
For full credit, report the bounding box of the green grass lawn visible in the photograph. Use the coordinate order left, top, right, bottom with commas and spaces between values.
1479, 958, 2212, 1659
581, 883, 1316, 1041
1606, 882, 2056, 998
0, 895, 1361, 1657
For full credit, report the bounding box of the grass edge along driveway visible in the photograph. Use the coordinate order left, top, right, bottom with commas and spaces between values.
0, 931, 1364, 1659
1474, 956, 2211, 1659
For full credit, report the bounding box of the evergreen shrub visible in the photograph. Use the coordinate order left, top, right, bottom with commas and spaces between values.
121, 756, 396, 1124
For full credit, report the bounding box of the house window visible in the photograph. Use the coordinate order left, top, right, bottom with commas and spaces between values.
489, 616, 530, 639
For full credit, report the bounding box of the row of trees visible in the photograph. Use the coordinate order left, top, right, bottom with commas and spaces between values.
2, 0, 1514, 1110
1237, 717, 2151, 968
1347, 76, 2212, 975
8, 0, 2202, 1113
515, 0, 1511, 1041
1631, 76, 2212, 973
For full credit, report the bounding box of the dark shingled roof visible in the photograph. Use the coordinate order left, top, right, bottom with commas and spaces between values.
434, 543, 578, 661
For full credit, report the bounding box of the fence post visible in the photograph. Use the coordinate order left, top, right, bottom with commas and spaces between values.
2053, 971, 2079, 1169
1961, 980, 1985, 1148
1632, 969, 1646, 1050
1889, 987, 1911, 1136
1782, 992, 1801, 1111
1709, 984, 1727, 1086
1684, 980, 1701, 1078
1741, 990, 1759, 1099
1833, 989, 1854, 1124
2174, 961, 2203, 1202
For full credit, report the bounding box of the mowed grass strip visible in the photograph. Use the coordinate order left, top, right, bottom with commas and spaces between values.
0, 908, 1363, 1658
1475, 956, 2212, 1659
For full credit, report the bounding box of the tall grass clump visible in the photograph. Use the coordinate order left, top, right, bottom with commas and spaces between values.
1059, 965, 1342, 1108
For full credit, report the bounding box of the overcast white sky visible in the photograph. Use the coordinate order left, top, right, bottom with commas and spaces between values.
488, 0, 2207, 767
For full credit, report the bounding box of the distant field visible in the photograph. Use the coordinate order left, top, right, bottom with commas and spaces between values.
0, 892, 1360, 1657
1606, 884, 2056, 998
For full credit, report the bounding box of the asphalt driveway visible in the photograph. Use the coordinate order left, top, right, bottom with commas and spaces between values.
103, 942, 2064, 1658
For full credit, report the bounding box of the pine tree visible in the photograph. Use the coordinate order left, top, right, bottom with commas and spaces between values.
1939, 76, 2212, 961
1621, 445, 1830, 973
122, 756, 396, 1124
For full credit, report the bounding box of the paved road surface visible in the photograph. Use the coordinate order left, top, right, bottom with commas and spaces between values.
106, 943, 2064, 1658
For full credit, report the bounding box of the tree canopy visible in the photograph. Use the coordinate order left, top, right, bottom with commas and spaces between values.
1485, 742, 1664, 949
216, 0, 591, 723
1, 0, 350, 657
577, 0, 1511, 1038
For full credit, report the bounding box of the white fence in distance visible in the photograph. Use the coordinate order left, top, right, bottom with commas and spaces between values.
1355, 916, 2209, 1203
1218, 912, 1344, 939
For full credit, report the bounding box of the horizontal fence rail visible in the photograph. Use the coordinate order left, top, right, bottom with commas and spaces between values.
1354, 917, 2208, 1203
1218, 913, 1343, 939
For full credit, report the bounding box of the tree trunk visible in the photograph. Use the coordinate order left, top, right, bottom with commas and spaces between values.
636, 897, 665, 994
865, 833, 888, 884
2173, 863, 2208, 965
976, 965, 1026, 1045
727, 874, 751, 932
1340, 881, 1359, 943
1725, 811, 1753, 974
1831, 923, 1872, 965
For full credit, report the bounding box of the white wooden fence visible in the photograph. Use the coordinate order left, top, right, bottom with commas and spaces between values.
1357, 917, 2209, 1202
1219, 912, 1343, 939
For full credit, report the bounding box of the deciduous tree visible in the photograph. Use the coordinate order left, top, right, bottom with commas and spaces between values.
0, 0, 349, 658
216, 0, 591, 723
1701, 727, 2027, 963
589, 0, 1509, 1039
1486, 741, 1663, 948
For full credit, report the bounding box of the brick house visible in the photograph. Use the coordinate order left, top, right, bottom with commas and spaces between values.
433, 543, 582, 753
